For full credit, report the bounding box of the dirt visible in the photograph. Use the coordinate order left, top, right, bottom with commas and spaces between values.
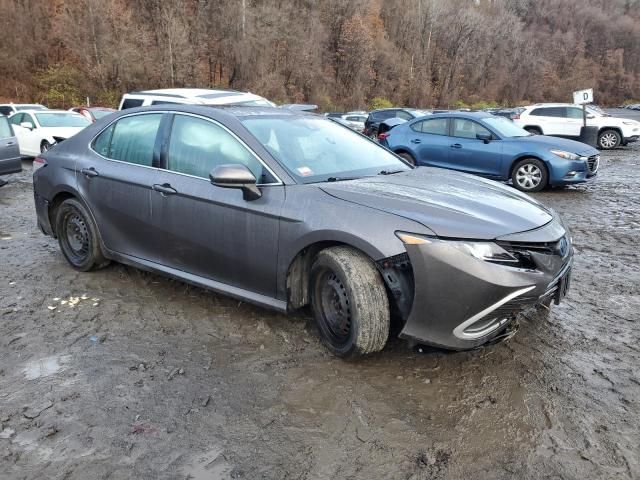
1, 143, 638, 480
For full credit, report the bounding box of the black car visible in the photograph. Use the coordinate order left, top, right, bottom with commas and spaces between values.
33, 105, 573, 357
364, 108, 430, 139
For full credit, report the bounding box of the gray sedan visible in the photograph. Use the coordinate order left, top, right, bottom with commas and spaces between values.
33, 105, 573, 357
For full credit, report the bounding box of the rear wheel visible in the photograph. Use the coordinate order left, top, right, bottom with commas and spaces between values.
310, 246, 390, 357
397, 152, 416, 166
55, 198, 110, 271
597, 129, 621, 149
511, 158, 548, 192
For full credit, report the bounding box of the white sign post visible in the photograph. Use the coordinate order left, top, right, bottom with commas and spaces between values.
573, 88, 594, 127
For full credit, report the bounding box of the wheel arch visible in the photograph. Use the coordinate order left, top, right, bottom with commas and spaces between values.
523, 125, 543, 134
48, 187, 102, 246
508, 154, 549, 179
598, 126, 623, 138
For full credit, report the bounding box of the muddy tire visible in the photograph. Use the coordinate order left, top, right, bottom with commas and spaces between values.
310, 246, 390, 357
398, 151, 416, 166
597, 129, 621, 150
55, 198, 110, 272
511, 158, 548, 192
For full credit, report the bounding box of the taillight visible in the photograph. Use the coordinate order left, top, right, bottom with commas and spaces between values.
378, 132, 390, 141
33, 157, 47, 172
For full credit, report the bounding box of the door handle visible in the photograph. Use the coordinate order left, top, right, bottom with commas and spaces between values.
5, 141, 15, 146
410, 138, 421, 144
450, 143, 462, 149
81, 167, 99, 178
152, 183, 177, 196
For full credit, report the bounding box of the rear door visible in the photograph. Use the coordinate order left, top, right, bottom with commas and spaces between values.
77, 112, 163, 258
407, 117, 451, 168
0, 116, 21, 176
529, 107, 565, 135
149, 112, 284, 296
563, 107, 585, 137
447, 118, 503, 177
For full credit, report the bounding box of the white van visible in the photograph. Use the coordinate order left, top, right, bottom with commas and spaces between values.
118, 88, 276, 110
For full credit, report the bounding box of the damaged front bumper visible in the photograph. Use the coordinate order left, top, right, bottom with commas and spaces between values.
394, 220, 572, 350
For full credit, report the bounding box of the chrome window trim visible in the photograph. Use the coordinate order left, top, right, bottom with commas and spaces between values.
88, 111, 164, 170
88, 110, 283, 186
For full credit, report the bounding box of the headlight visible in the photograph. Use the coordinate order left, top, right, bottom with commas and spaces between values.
395, 232, 520, 265
550, 150, 581, 161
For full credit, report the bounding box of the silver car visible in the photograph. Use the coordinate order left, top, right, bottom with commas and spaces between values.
0, 116, 21, 184
33, 106, 573, 357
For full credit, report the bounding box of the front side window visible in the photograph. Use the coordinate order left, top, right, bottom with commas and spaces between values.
167, 114, 271, 183
35, 113, 90, 128
412, 118, 448, 135
101, 113, 162, 166
566, 108, 583, 119
242, 116, 410, 184
0, 117, 13, 139
9, 113, 23, 125
451, 118, 491, 139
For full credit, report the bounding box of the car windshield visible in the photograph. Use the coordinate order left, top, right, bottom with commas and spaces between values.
16, 105, 46, 111
242, 116, 411, 183
92, 109, 114, 119
483, 116, 531, 137
35, 113, 91, 128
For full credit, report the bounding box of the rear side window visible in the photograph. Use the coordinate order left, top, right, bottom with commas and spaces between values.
373, 111, 394, 121
121, 98, 144, 110
451, 119, 491, 139
530, 107, 564, 117
396, 110, 413, 121
412, 118, 448, 135
94, 113, 162, 166
167, 114, 271, 183
0, 117, 13, 139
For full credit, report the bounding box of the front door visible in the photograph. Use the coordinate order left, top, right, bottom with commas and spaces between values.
76, 112, 163, 259
0, 116, 21, 176
149, 113, 284, 297
447, 118, 503, 177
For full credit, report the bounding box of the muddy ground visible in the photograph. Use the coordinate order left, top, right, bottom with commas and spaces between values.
1, 141, 638, 480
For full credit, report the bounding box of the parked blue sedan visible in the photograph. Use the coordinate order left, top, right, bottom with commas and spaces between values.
380, 112, 599, 192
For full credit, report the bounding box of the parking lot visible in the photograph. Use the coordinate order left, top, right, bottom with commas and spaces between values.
1, 140, 638, 479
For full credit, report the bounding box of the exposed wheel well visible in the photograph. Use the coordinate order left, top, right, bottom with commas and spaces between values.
523, 125, 543, 134
48, 192, 77, 237
598, 127, 622, 137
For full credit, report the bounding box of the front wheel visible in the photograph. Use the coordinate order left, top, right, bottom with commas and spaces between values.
597, 129, 621, 150
310, 247, 390, 357
55, 198, 110, 271
511, 158, 548, 192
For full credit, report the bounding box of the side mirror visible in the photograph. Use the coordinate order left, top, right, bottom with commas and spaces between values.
209, 164, 262, 201
476, 133, 492, 143
20, 121, 34, 130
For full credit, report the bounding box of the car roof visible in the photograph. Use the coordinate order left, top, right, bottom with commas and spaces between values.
120, 104, 311, 120
525, 103, 580, 108
18, 109, 82, 115
125, 88, 266, 103
429, 111, 493, 120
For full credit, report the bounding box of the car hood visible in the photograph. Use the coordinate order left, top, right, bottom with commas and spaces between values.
509, 134, 597, 156
319, 167, 554, 240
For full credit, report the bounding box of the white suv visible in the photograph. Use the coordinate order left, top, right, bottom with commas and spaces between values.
513, 103, 640, 149
118, 88, 275, 110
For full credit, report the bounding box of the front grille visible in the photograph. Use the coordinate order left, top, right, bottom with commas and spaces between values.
587, 155, 599, 173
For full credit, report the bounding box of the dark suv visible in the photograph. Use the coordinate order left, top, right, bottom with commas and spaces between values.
364, 108, 429, 138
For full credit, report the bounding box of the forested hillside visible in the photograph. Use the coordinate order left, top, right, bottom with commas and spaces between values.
1, 0, 639, 109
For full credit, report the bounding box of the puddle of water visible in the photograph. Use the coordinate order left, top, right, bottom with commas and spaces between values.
182, 446, 233, 480
22, 355, 71, 380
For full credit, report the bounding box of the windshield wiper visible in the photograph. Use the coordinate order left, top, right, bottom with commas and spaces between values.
378, 169, 404, 175
326, 176, 362, 182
